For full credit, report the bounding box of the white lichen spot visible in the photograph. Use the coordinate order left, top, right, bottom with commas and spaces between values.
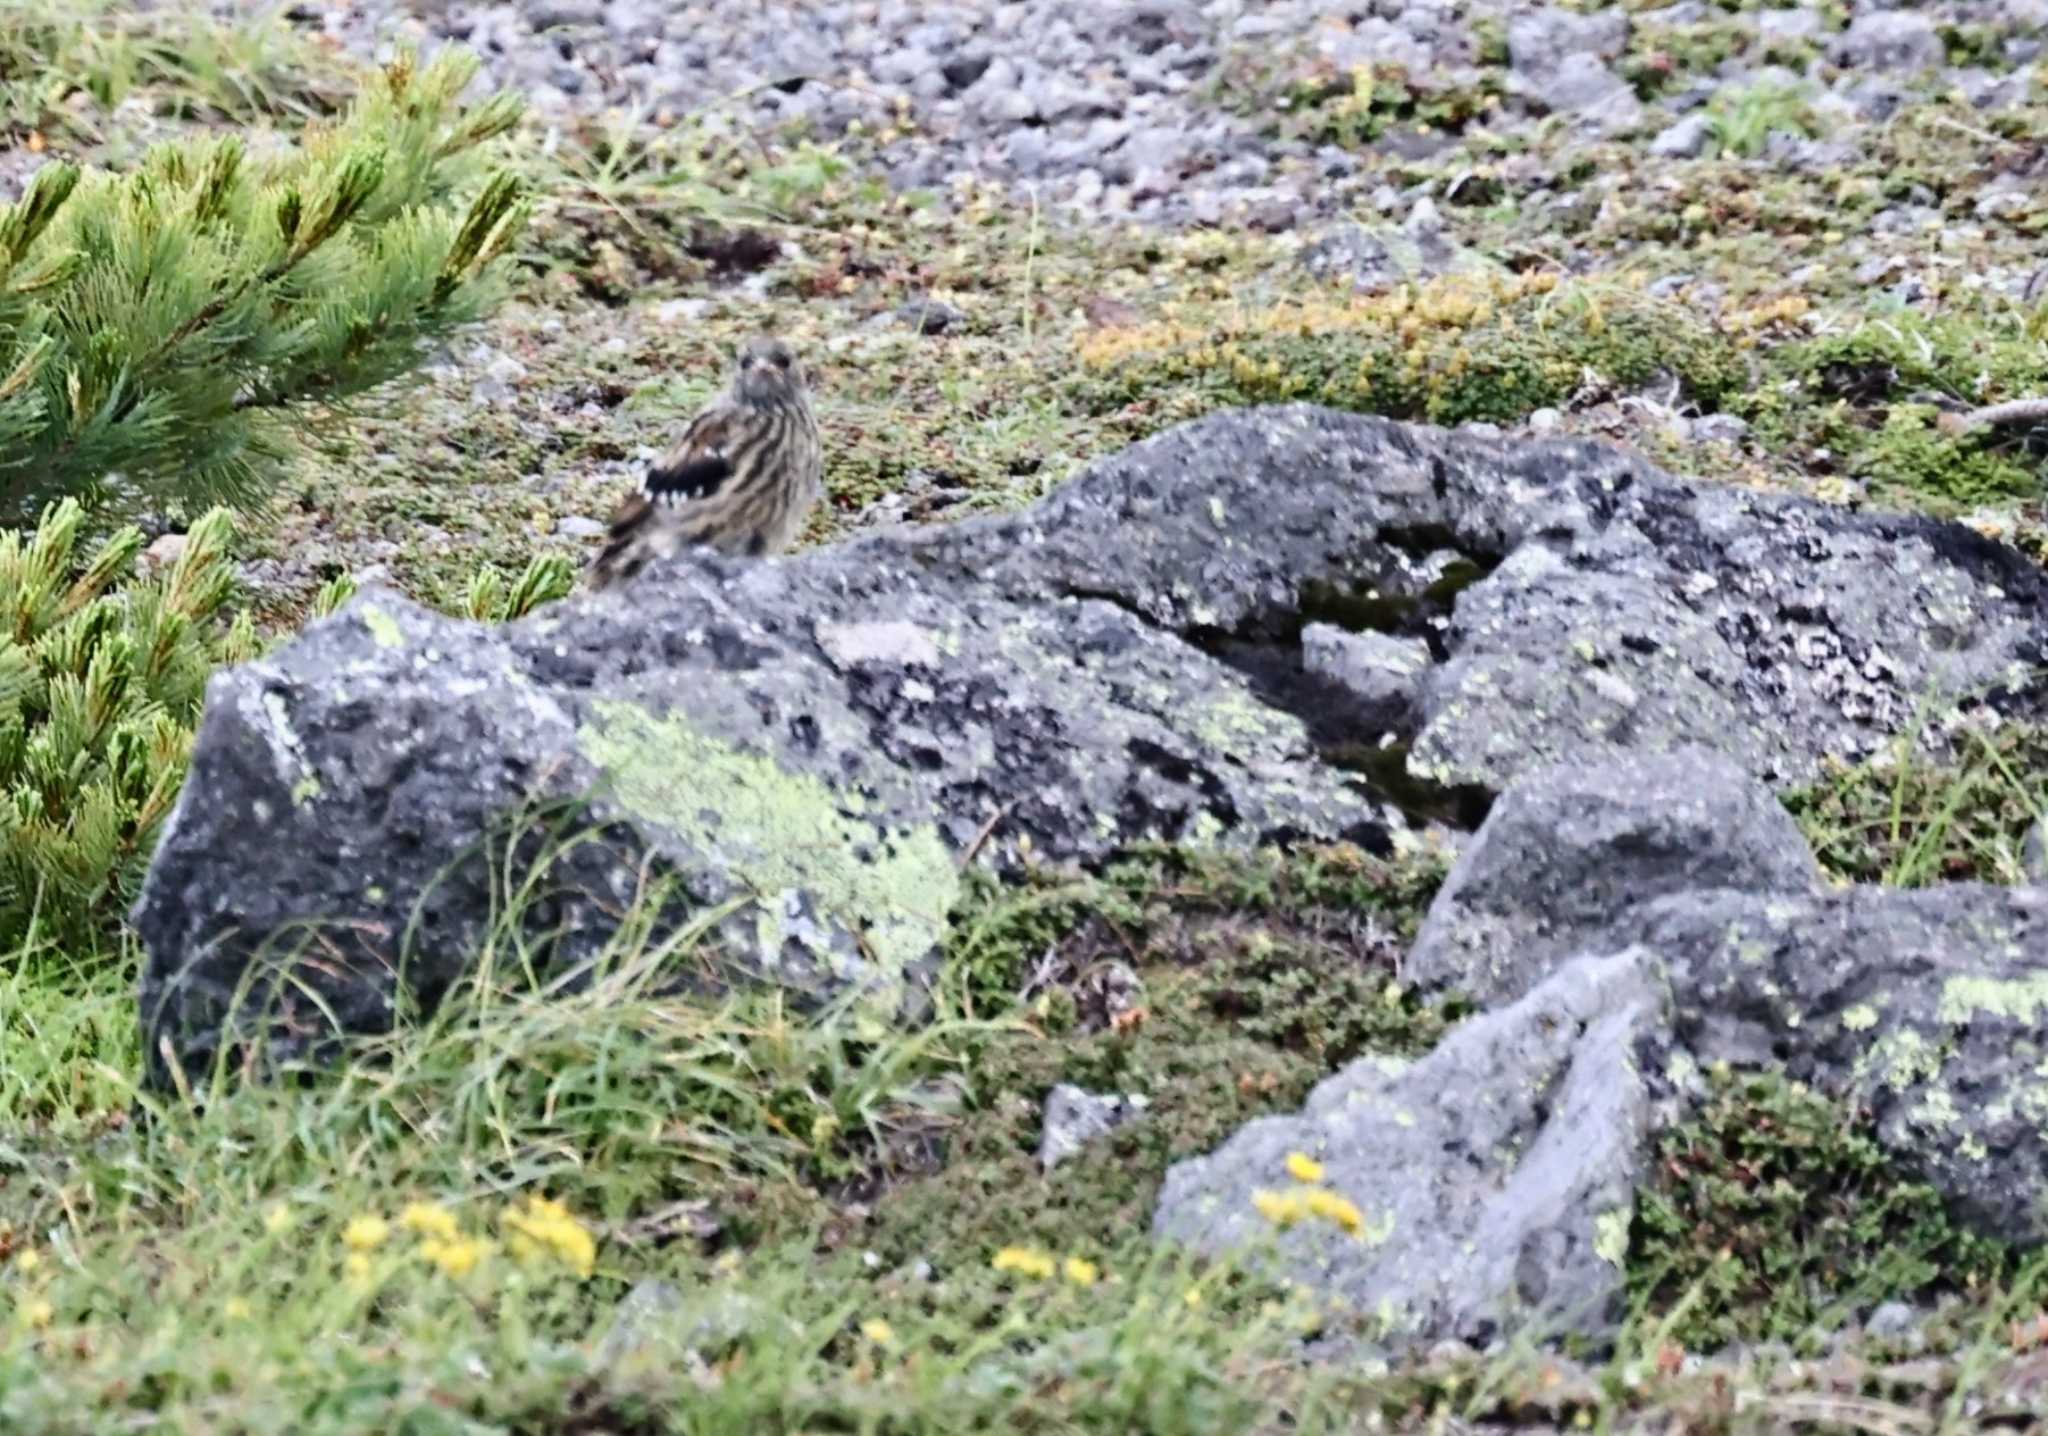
290, 775, 322, 807
1909, 1084, 1959, 1129
1840, 1003, 1879, 1032
1870, 1028, 1942, 1091
1208, 496, 1227, 527
815, 618, 943, 670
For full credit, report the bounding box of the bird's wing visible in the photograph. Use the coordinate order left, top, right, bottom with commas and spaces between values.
642, 405, 740, 507
588, 405, 740, 583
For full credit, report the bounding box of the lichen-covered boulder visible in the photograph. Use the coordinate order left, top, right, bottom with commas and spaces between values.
1628, 883, 2048, 1242
134, 530, 1382, 1084
895, 405, 2048, 793
1406, 747, 1823, 1006
135, 404, 2048, 1085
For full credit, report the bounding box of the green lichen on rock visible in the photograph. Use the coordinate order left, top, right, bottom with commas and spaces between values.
1938, 974, 2048, 1027
577, 698, 959, 989
358, 603, 406, 650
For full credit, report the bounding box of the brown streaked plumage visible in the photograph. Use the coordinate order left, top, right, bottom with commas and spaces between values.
584, 335, 824, 591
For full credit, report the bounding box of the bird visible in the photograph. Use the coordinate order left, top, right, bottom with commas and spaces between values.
584, 334, 824, 591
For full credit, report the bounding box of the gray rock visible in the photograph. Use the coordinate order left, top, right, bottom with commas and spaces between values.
1038, 1083, 1150, 1173
1154, 949, 1662, 1356
135, 407, 2048, 1081
595, 1277, 777, 1368
1523, 54, 1645, 135
1407, 749, 1822, 1006
1300, 625, 1431, 735
1508, 7, 1631, 75
1648, 113, 1714, 160
1831, 11, 1945, 74
1864, 1300, 1924, 1346
890, 296, 969, 335
1688, 413, 1750, 446
2025, 817, 2048, 884
1629, 884, 2048, 1242
1298, 221, 1498, 293
1402, 455, 2047, 793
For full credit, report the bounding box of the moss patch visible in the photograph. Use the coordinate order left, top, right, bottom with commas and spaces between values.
862, 843, 1451, 1277
1628, 1066, 2013, 1351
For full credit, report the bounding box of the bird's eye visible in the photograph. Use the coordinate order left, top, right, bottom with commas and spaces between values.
773, 353, 791, 370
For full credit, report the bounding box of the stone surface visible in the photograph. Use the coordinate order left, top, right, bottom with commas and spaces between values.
1648, 113, 1714, 160
136, 406, 2048, 1083
1154, 950, 1662, 1356
1301, 624, 1432, 736
1831, 11, 1947, 75
1629, 883, 2048, 1243
1406, 748, 1823, 1005
1298, 220, 1500, 293
1037, 1083, 1150, 1173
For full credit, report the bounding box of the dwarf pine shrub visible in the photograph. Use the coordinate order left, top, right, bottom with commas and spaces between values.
310, 554, 578, 626
0, 45, 531, 526
0, 498, 256, 950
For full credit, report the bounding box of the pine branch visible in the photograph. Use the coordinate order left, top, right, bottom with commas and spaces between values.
0, 45, 532, 526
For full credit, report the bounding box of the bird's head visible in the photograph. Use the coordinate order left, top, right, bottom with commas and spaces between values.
732, 335, 807, 408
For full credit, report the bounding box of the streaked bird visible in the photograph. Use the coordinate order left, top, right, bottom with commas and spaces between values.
584, 335, 824, 590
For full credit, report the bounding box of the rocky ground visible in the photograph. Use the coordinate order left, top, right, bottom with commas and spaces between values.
153, 0, 2048, 619
244, 0, 2048, 236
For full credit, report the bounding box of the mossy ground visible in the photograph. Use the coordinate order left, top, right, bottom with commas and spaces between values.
7, 2, 2048, 1430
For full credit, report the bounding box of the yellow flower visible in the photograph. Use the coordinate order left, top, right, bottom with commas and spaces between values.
1284, 1152, 1326, 1185
17, 1297, 53, 1330
860, 1318, 896, 1347
501, 1195, 597, 1278
1302, 1188, 1366, 1237
13, 1249, 39, 1274
990, 1245, 1056, 1280
223, 1297, 253, 1321
343, 1253, 373, 1283
1251, 1189, 1309, 1228
400, 1202, 461, 1243
263, 1204, 292, 1235
1062, 1256, 1099, 1288
420, 1236, 490, 1279
1183, 1287, 1203, 1309
342, 1214, 390, 1252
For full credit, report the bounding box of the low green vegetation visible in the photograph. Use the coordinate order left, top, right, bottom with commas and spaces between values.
0, 47, 528, 524
1789, 725, 2048, 886
1630, 1067, 2021, 1352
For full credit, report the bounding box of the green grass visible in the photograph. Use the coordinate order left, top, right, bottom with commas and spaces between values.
1789, 724, 2048, 886
0, 0, 356, 138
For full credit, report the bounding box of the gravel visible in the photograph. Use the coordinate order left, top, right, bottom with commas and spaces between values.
210, 0, 2048, 233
